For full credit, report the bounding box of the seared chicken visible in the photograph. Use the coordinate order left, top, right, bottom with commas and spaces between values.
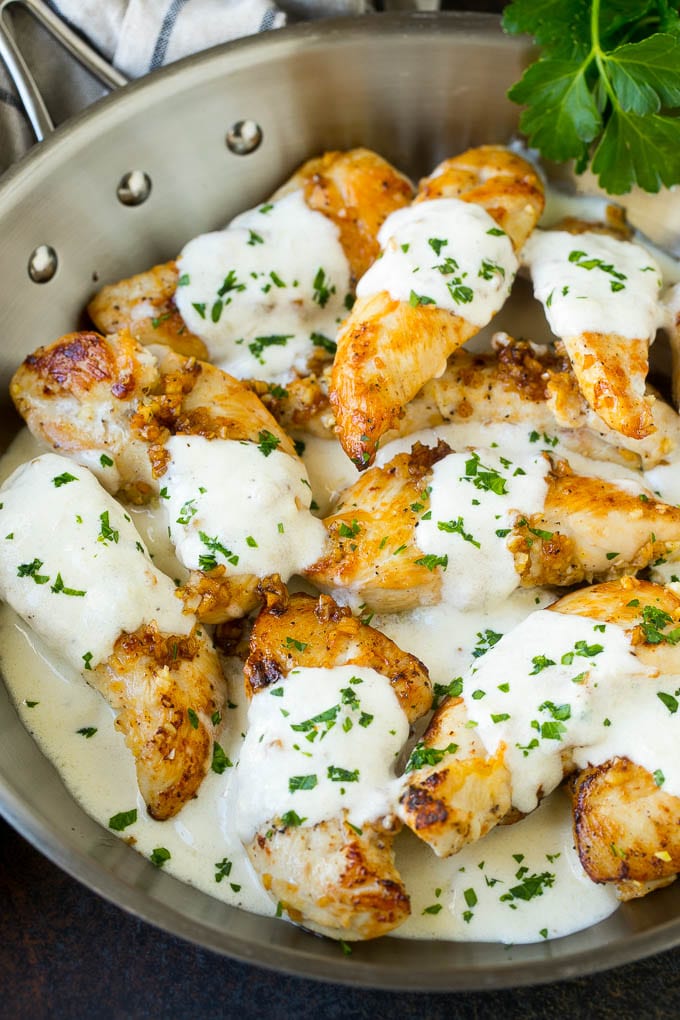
87, 149, 413, 367
0, 452, 226, 820
522, 223, 666, 440
304, 439, 680, 613
330, 146, 545, 468
239, 587, 431, 940
11, 331, 317, 622
93, 622, 225, 820
401, 577, 680, 900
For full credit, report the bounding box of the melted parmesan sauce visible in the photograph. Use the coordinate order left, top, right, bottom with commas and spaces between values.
2, 183, 680, 948
175, 191, 351, 381
357, 199, 517, 326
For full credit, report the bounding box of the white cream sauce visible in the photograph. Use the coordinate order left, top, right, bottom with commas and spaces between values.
175, 191, 351, 381
522, 229, 665, 340
0, 453, 189, 671
356, 199, 517, 327
416, 447, 549, 609
460, 609, 668, 814
162, 435, 325, 580
235, 665, 408, 842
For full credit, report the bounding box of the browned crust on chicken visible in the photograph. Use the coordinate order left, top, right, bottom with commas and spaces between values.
88, 261, 208, 359
304, 440, 450, 612
177, 567, 261, 624
330, 146, 545, 469
249, 815, 410, 940
562, 332, 654, 440
242, 589, 430, 939
244, 590, 431, 722
91, 622, 225, 820
305, 442, 680, 613
398, 698, 512, 857
271, 148, 414, 285
415, 144, 545, 251
570, 758, 680, 895
512, 461, 680, 589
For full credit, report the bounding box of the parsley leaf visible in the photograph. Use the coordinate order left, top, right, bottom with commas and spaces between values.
503, 0, 680, 193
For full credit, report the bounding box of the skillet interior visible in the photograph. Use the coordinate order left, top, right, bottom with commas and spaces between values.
1, 11, 680, 990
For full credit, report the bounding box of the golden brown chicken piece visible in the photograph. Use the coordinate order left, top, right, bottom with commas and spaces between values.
304, 440, 680, 613
11, 330, 296, 498
330, 146, 545, 469
555, 578, 680, 898
11, 331, 304, 621
241, 588, 431, 940
270, 147, 414, 285
523, 221, 666, 441
570, 758, 680, 899
92, 622, 225, 820
87, 261, 209, 359
88, 149, 413, 360
398, 696, 512, 858
400, 578, 680, 891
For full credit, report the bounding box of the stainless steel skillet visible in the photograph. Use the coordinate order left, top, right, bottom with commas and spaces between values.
1, 10, 680, 991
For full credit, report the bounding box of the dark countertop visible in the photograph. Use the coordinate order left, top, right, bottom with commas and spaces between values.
2, 3, 680, 1017
2, 817, 680, 1019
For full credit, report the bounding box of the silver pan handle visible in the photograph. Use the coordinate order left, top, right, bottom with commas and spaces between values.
0, 0, 126, 141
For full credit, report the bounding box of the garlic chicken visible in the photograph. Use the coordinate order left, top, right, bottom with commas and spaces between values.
330, 145, 545, 468
400, 577, 680, 902
0, 453, 225, 820
11, 330, 324, 621
305, 438, 680, 613
522, 225, 666, 440
236, 588, 431, 940
88, 148, 413, 381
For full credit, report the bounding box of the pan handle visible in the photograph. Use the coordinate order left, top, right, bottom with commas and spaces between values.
0, 0, 126, 142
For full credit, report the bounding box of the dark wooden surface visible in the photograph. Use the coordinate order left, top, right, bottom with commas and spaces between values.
2, 3, 680, 1017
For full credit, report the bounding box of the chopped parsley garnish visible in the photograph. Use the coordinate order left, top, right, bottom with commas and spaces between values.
176, 498, 198, 525
280, 810, 307, 828
639, 604, 680, 645
463, 452, 508, 495
312, 267, 335, 307
478, 259, 505, 280
428, 237, 448, 256
100, 453, 114, 468
198, 531, 239, 569
404, 741, 458, 773
187, 708, 199, 729
437, 517, 480, 548
77, 727, 97, 738
51, 573, 86, 597
568, 249, 627, 292
327, 766, 359, 783
432, 677, 463, 709
108, 809, 137, 832
338, 519, 361, 539
422, 903, 443, 915
415, 554, 449, 571
150, 847, 171, 868
247, 230, 264, 246
98, 510, 119, 545
472, 630, 503, 658
52, 472, 77, 487
310, 331, 337, 355
409, 289, 437, 307
17, 558, 50, 584
248, 335, 292, 364
657, 691, 678, 715
530, 655, 555, 675
192, 302, 206, 319
256, 429, 281, 457
211, 742, 232, 774
284, 636, 309, 653
82, 652, 93, 671
214, 857, 232, 882
500, 870, 555, 904
289, 774, 318, 793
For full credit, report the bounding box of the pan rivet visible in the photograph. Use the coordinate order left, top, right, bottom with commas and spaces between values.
117, 171, 152, 206
226, 120, 263, 156
28, 245, 58, 283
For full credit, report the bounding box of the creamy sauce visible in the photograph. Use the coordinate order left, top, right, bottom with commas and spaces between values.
235, 665, 408, 841
460, 610, 666, 814
416, 447, 549, 609
175, 191, 351, 380
522, 229, 665, 340
0, 453, 189, 671
357, 199, 517, 327
163, 435, 325, 579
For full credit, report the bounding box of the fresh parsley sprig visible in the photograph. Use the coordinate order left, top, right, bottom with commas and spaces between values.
503, 0, 680, 193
